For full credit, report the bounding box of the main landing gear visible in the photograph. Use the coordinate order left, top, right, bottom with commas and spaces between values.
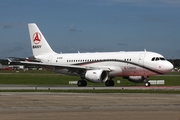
105, 77, 114, 86
77, 80, 87, 87
77, 79, 115, 87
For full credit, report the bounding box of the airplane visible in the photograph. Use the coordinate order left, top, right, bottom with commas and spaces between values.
19, 23, 173, 87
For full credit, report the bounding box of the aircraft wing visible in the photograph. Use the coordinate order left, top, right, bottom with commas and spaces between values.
7, 57, 41, 62
20, 61, 111, 73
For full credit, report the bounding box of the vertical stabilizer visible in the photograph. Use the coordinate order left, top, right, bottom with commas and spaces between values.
28, 23, 56, 56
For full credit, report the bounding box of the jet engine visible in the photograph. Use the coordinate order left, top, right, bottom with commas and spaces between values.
123, 76, 144, 83
84, 70, 108, 83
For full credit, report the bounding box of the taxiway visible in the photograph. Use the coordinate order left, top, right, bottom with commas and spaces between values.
0, 92, 180, 120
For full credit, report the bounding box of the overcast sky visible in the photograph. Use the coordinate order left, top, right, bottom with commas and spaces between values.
1, 0, 180, 59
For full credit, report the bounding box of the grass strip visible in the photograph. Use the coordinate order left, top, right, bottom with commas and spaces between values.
0, 89, 180, 94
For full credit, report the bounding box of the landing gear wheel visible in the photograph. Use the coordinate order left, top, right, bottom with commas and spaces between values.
77, 80, 87, 87
105, 80, 114, 86
145, 82, 151, 87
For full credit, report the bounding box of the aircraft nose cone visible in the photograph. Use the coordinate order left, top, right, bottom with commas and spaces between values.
164, 61, 174, 73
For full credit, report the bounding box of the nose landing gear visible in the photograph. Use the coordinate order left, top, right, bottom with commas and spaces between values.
144, 82, 151, 87
144, 78, 151, 87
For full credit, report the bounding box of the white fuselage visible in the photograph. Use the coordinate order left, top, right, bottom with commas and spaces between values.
36, 51, 173, 77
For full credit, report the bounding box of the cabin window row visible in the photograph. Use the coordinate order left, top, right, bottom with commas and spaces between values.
66, 59, 117, 62
124, 59, 131, 61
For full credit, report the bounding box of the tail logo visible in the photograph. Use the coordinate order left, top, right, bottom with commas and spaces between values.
33, 32, 41, 44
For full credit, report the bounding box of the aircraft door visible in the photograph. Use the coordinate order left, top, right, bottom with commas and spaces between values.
138, 53, 145, 66
138, 53, 147, 76
48, 55, 53, 63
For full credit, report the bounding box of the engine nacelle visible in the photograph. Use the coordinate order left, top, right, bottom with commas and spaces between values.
85, 70, 108, 83
123, 76, 144, 83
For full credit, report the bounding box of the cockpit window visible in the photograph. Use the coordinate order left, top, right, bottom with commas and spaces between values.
151, 57, 166, 61
151, 57, 155, 61
156, 57, 159, 61
160, 57, 165, 60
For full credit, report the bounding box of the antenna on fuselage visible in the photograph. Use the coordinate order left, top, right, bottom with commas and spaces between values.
144, 49, 146, 52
